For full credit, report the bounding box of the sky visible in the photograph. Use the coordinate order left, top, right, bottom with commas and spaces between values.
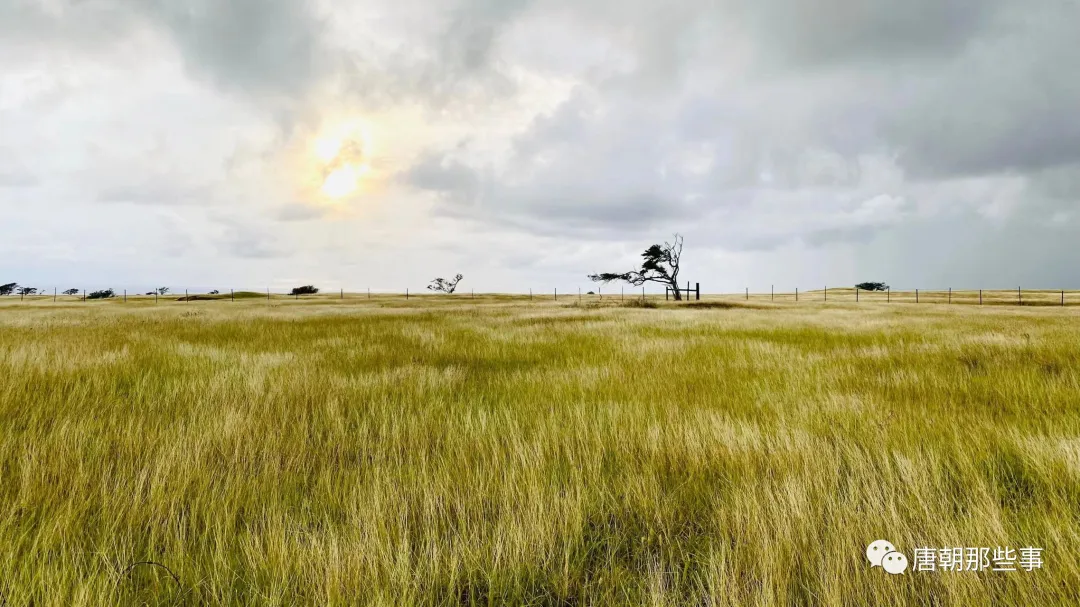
1, 0, 1078, 294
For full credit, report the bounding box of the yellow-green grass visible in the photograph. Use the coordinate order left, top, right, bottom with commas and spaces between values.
1, 297, 1079, 605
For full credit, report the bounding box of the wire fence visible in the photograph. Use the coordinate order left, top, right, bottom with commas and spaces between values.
1, 286, 1078, 306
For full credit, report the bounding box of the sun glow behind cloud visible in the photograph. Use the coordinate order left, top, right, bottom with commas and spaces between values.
315, 120, 373, 199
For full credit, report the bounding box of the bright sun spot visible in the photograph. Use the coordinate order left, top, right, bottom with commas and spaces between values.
321, 164, 370, 198
313, 120, 374, 199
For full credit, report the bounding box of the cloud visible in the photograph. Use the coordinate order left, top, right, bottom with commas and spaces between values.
3, 0, 1080, 289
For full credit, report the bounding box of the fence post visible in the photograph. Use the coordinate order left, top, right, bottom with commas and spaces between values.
665, 287, 669, 301
599, 285, 602, 300
916, 289, 919, 304
1018, 287, 1021, 306
622, 287, 624, 301
155, 291, 158, 304
555, 288, 557, 301
825, 286, 827, 302
406, 288, 409, 300
267, 288, 270, 301
887, 287, 890, 303
54, 288, 56, 303
1063, 290, 1066, 307
856, 287, 859, 303
796, 288, 799, 302
368, 288, 371, 299
231, 289, 234, 302
696, 283, 700, 301
979, 289, 982, 305
186, 289, 189, 303
83, 290, 86, 302
530, 289, 533, 301
745, 287, 748, 301
124, 289, 127, 303
771, 284, 774, 302
578, 287, 581, 302
642, 286, 645, 302
341, 288, 343, 300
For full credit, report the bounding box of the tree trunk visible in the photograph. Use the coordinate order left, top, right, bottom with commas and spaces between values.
670, 280, 682, 300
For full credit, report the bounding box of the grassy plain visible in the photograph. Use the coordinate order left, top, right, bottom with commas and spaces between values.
1, 293, 1079, 605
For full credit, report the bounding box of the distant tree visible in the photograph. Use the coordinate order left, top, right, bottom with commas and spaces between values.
16, 287, 37, 296
156, 287, 170, 295
208, 290, 220, 295
589, 234, 685, 300
87, 289, 115, 300
427, 274, 464, 294
291, 285, 319, 296
587, 291, 595, 295
62, 288, 79, 296
855, 282, 889, 292
0, 283, 17, 296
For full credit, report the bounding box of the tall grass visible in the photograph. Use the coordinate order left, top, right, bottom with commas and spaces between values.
0, 298, 1078, 605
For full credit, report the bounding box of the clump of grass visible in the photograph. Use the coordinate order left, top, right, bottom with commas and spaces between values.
0, 299, 1078, 605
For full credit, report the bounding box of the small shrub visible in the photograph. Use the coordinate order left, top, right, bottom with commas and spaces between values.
87, 289, 115, 300
291, 285, 319, 296
855, 282, 889, 292
62, 288, 80, 296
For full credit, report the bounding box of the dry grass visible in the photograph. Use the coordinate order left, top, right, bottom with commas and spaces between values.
1, 295, 1078, 605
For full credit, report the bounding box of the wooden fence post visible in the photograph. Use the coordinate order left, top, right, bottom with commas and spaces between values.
856, 288, 859, 303
53, 288, 56, 303
796, 288, 799, 302
406, 288, 409, 300
82, 290, 86, 302
745, 287, 748, 301
555, 288, 557, 301
979, 289, 982, 305
231, 289, 234, 302
124, 289, 127, 303
825, 286, 827, 302
916, 289, 919, 304
771, 285, 774, 302
1018, 287, 1022, 306
696, 283, 700, 301
948, 288, 951, 304
887, 287, 890, 303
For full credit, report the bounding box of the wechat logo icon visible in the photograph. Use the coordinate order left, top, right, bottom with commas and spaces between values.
867, 540, 908, 575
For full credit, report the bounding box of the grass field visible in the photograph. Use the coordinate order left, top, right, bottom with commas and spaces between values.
1, 294, 1079, 605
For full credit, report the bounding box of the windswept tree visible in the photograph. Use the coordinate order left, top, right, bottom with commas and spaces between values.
589, 234, 686, 300
62, 288, 79, 296
291, 285, 319, 296
16, 287, 38, 296
156, 287, 170, 295
0, 283, 17, 296
428, 274, 464, 294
